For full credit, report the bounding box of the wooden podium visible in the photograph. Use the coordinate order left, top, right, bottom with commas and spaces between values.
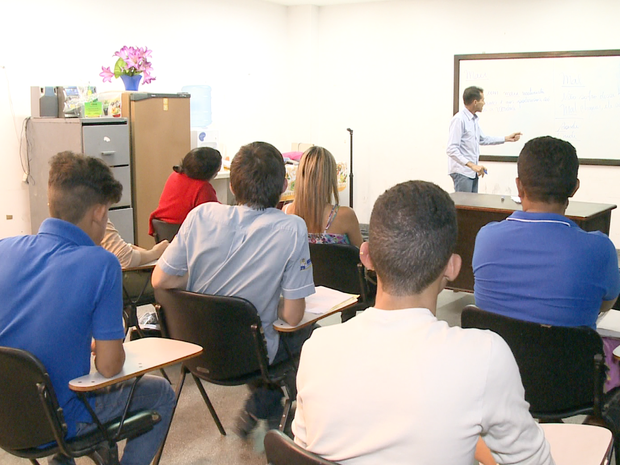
448, 192, 616, 293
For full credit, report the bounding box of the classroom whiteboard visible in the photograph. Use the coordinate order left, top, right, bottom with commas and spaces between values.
454, 51, 620, 165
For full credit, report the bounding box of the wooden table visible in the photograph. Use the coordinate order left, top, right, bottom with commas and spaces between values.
448, 192, 616, 293
540, 423, 613, 465
69, 338, 202, 391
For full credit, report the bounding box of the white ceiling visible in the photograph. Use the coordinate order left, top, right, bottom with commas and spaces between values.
266, 0, 389, 5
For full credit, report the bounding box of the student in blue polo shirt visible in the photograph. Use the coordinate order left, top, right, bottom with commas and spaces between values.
473, 136, 620, 388
0, 151, 175, 465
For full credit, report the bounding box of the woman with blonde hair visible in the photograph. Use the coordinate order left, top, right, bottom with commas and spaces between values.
283, 146, 363, 247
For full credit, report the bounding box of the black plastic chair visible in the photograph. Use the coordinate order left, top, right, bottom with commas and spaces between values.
461, 305, 620, 464
264, 429, 338, 465
153, 289, 297, 460
0, 346, 160, 465
308, 243, 375, 322
122, 267, 157, 338
151, 219, 181, 244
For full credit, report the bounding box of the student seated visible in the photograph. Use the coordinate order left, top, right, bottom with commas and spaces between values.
102, 219, 169, 268
292, 180, 553, 465
473, 136, 620, 389
148, 147, 222, 236
152, 141, 315, 438
0, 152, 175, 465
283, 146, 363, 248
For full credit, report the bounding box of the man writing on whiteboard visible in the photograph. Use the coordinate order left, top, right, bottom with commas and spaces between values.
447, 86, 522, 192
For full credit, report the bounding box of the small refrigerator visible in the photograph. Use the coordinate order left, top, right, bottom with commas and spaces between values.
121, 92, 191, 247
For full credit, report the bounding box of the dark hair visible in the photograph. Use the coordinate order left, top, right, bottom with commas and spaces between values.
517, 136, 579, 204
230, 142, 285, 209
173, 147, 222, 181
463, 86, 484, 105
369, 181, 457, 296
48, 151, 123, 224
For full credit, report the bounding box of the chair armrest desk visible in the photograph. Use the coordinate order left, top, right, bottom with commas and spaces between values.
69, 338, 202, 392
273, 297, 358, 332
540, 423, 612, 465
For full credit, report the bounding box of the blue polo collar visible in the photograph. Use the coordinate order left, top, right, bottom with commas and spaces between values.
507, 210, 577, 228
38, 218, 95, 247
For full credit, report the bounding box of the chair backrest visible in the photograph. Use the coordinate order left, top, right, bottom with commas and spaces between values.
151, 219, 181, 244
154, 289, 270, 383
0, 346, 65, 452
309, 243, 373, 300
264, 429, 338, 465
461, 305, 606, 418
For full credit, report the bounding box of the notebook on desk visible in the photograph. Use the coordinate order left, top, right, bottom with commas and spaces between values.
306, 286, 359, 315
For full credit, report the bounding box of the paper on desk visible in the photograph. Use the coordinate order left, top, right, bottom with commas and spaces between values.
597, 309, 620, 338
305, 286, 359, 315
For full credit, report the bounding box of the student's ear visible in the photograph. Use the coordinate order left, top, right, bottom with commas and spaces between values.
443, 253, 462, 283
570, 179, 580, 197
359, 241, 373, 270
515, 177, 525, 199
92, 204, 108, 224
282, 178, 288, 194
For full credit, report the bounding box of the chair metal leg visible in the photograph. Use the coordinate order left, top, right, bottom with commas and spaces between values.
278, 382, 293, 433
191, 373, 226, 436
153, 365, 189, 465
88, 443, 120, 465
159, 368, 171, 384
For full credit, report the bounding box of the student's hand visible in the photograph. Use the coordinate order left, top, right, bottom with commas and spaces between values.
505, 132, 522, 142
153, 240, 169, 257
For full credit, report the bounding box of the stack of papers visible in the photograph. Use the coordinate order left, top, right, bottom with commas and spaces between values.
305, 286, 359, 315
596, 309, 620, 338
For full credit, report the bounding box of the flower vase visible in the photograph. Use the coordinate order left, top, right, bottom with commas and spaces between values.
120, 74, 142, 91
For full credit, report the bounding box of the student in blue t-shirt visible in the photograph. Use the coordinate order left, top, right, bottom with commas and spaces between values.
473, 136, 620, 389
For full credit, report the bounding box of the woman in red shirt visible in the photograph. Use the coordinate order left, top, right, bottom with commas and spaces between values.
149, 147, 222, 236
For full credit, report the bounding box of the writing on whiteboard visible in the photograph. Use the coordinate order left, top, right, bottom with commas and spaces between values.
459, 55, 620, 159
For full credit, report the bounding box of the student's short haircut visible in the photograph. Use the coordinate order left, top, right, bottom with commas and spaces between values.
369, 181, 457, 295
173, 147, 222, 181
517, 136, 579, 204
463, 86, 484, 105
230, 142, 285, 209
48, 151, 123, 224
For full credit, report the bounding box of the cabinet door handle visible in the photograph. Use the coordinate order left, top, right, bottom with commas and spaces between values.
101, 151, 115, 156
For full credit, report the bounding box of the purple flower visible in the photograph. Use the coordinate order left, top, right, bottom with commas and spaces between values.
102, 46, 155, 84
99, 66, 115, 83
